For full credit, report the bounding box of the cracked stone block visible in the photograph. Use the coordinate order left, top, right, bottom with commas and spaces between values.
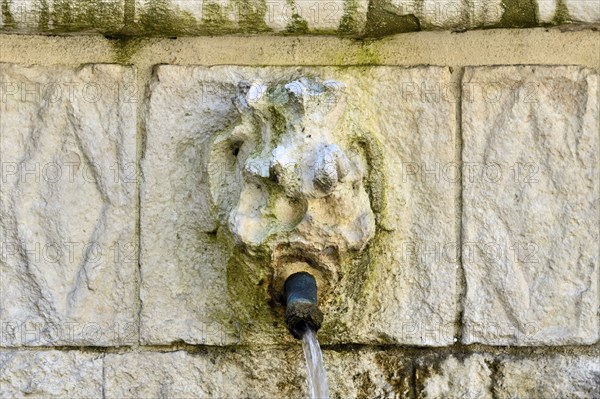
0, 350, 103, 398
495, 355, 600, 398
416, 354, 493, 399
104, 348, 411, 398
134, 0, 369, 33
141, 66, 457, 346
0, 64, 138, 346
0, 1, 125, 33
461, 66, 599, 345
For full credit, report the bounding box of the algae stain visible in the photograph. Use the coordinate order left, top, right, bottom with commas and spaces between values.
553, 0, 571, 24
109, 37, 143, 65
339, 0, 360, 35
232, 0, 270, 32
138, 0, 198, 35
38, 0, 49, 31
356, 43, 381, 65
1, 0, 16, 29
498, 0, 537, 27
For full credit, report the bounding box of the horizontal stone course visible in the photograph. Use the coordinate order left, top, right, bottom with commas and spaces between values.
0, 0, 598, 36
2, 349, 598, 398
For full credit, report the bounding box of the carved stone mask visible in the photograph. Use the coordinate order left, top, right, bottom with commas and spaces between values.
208, 78, 376, 292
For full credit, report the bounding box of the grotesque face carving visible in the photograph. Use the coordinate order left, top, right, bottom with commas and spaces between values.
208, 77, 376, 299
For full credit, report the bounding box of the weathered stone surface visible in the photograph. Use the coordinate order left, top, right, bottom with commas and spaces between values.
141, 66, 457, 346
461, 66, 599, 345
0, 350, 103, 398
104, 348, 411, 398
134, 0, 369, 34
386, 0, 503, 29
495, 355, 600, 398
0, 0, 125, 32
416, 354, 493, 399
0, 64, 138, 346
1, 0, 598, 35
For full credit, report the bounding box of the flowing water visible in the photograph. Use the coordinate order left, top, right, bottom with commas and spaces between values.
301, 327, 330, 399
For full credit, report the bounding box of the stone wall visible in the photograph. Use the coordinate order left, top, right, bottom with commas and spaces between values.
0, 27, 599, 399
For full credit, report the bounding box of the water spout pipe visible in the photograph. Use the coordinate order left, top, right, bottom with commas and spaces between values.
284, 272, 324, 339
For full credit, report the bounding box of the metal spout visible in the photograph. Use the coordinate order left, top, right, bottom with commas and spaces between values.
284, 272, 323, 339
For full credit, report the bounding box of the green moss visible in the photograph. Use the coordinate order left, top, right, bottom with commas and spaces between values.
44, 0, 123, 33
338, 0, 360, 35
268, 106, 287, 145
553, 0, 571, 24
202, 2, 229, 29
356, 43, 381, 65
1, 0, 16, 29
38, 0, 49, 31
285, 13, 309, 33
234, 0, 270, 33
497, 0, 537, 28
363, 0, 420, 38
109, 37, 143, 64
138, 0, 198, 35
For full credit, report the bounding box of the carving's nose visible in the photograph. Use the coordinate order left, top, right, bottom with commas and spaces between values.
313, 144, 350, 195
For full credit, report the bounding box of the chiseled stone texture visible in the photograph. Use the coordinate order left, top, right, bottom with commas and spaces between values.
416, 354, 493, 399
134, 0, 369, 33
0, 64, 138, 346
141, 65, 457, 346
0, 0, 125, 32
495, 355, 600, 398
104, 348, 411, 398
0, 350, 103, 398
461, 66, 599, 345
388, 0, 504, 29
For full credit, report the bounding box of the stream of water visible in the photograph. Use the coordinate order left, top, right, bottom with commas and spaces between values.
301, 327, 330, 399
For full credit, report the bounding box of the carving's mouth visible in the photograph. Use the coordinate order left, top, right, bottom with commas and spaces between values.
269, 243, 338, 305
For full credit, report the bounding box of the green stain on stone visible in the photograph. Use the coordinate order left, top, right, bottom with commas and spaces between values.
138, 0, 198, 35
285, 13, 309, 33
498, 0, 538, 28
363, 0, 420, 38
339, 0, 360, 35
109, 37, 143, 64
232, 0, 270, 33
38, 0, 49, 31
1, 0, 16, 29
553, 0, 571, 24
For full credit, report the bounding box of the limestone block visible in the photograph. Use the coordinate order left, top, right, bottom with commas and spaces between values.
134, 0, 369, 33
104, 348, 411, 398
0, 350, 103, 398
538, 0, 600, 23
0, 64, 138, 346
565, 0, 600, 22
461, 66, 599, 345
141, 66, 457, 346
496, 355, 600, 398
416, 354, 493, 399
